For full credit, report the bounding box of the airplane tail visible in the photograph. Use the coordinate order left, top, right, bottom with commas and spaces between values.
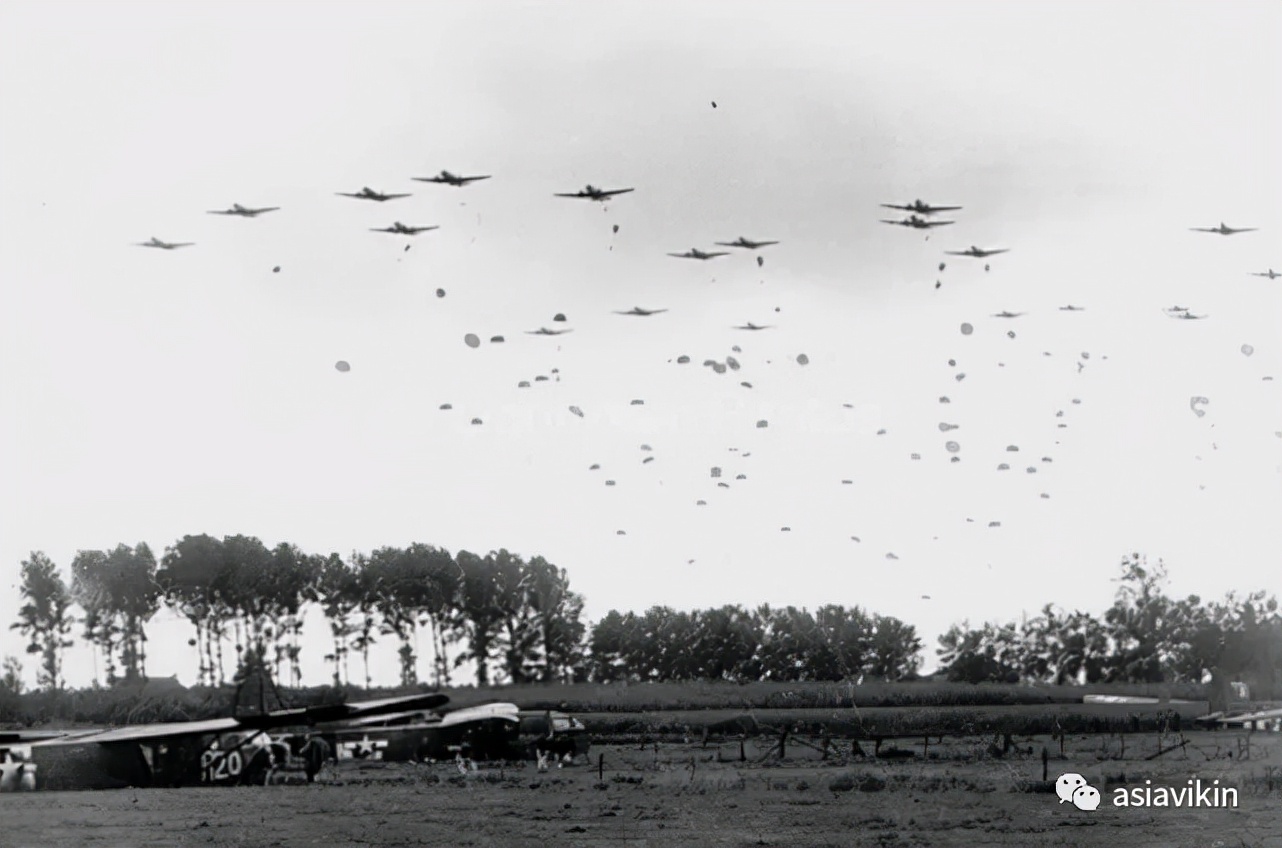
232, 662, 286, 720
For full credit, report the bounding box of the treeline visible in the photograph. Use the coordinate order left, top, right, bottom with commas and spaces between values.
7, 542, 1281, 707
9, 538, 587, 692
6, 535, 925, 694
937, 555, 1282, 705
589, 605, 922, 683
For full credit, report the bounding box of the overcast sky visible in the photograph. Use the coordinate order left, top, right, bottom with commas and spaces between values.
2, 0, 1279, 690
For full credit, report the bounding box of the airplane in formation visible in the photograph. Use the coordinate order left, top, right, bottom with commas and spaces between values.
526, 327, 572, 335
1250, 269, 1279, 279
880, 215, 955, 229
206, 203, 280, 217
944, 246, 1010, 258
714, 237, 780, 249
668, 247, 729, 260
336, 187, 411, 202
992, 310, 1026, 318
1058, 305, 1086, 311
134, 237, 193, 250
0, 678, 449, 791
370, 222, 440, 235
880, 200, 963, 215
554, 185, 634, 202
412, 170, 491, 186
1189, 222, 1257, 235
734, 322, 772, 330
614, 306, 669, 316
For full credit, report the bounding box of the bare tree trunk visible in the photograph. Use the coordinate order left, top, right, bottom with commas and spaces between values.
216, 623, 226, 686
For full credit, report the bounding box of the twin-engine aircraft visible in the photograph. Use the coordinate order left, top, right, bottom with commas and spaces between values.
370, 222, 440, 235
413, 170, 491, 186
336, 186, 411, 202
714, 237, 779, 250
554, 184, 634, 202
880, 215, 955, 229
668, 247, 729, 260
134, 237, 194, 250
0, 675, 468, 791
944, 245, 1010, 258
613, 306, 669, 316
207, 203, 280, 217
1189, 222, 1257, 235
880, 200, 962, 216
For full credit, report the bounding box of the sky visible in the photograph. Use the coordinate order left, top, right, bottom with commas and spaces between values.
1, 0, 1279, 691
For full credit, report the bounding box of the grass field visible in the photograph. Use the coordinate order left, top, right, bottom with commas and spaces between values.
577, 701, 1216, 740
438, 679, 1217, 713
2, 730, 1277, 848
7, 678, 1224, 729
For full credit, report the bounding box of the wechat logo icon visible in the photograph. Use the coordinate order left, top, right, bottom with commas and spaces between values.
1056, 773, 1102, 811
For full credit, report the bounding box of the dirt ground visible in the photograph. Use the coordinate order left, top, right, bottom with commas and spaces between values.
2, 731, 1278, 848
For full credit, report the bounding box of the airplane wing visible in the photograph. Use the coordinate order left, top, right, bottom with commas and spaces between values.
1223, 706, 1282, 723
438, 702, 520, 728
250, 207, 280, 214
943, 251, 971, 255
1227, 228, 1258, 233
171, 243, 195, 248
879, 219, 906, 226
327, 709, 438, 729
1189, 227, 1218, 232
1, 730, 84, 746
705, 251, 729, 257
554, 192, 587, 198
207, 210, 234, 215
880, 204, 911, 211
412, 177, 447, 183
667, 252, 693, 258
600, 188, 634, 197
244, 692, 451, 727
380, 193, 411, 200
461, 176, 491, 183
29, 717, 244, 747
925, 220, 955, 227
926, 206, 962, 212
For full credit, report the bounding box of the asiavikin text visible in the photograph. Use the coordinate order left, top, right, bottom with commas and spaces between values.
1113, 779, 1238, 808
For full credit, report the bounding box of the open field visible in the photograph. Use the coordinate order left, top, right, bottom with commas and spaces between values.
578, 701, 1217, 739
3, 730, 1278, 848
